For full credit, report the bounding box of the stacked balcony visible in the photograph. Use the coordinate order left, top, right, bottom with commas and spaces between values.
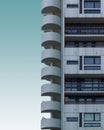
41, 0, 61, 130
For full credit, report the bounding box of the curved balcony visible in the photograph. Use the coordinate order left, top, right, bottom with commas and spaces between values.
41, 49, 61, 67
41, 101, 61, 113
41, 118, 61, 129
41, 66, 61, 82
41, 32, 61, 50
41, 0, 61, 14
41, 83, 61, 96
41, 15, 61, 31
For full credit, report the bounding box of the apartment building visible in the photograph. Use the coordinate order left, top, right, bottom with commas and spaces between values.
41, 0, 104, 130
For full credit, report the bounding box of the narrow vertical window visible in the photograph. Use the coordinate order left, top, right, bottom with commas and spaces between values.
79, 113, 82, 127
80, 0, 82, 13
79, 56, 82, 70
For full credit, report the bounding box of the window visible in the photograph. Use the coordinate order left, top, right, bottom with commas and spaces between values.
84, 113, 100, 121
84, 66, 100, 70
67, 4, 78, 8
84, 56, 101, 70
80, 0, 82, 13
79, 113, 82, 127
84, 10, 100, 14
67, 60, 78, 65
66, 117, 78, 122
84, 0, 101, 14
84, 56, 101, 64
65, 78, 104, 91
84, 123, 101, 127
65, 28, 104, 35
79, 56, 82, 70
84, 113, 101, 127
84, 1, 100, 8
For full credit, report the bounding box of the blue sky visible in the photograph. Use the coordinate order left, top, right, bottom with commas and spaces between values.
0, 0, 41, 130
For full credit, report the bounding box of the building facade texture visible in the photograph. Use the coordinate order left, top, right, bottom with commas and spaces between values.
41, 0, 104, 130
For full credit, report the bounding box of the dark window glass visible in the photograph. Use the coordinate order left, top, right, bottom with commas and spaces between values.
80, 0, 82, 13
84, 1, 94, 8
84, 66, 100, 70
67, 60, 78, 64
84, 57, 93, 64
80, 56, 82, 70
79, 113, 82, 127
84, 0, 100, 8
84, 123, 101, 127
66, 117, 78, 122
84, 113, 100, 121
84, 9, 100, 14
84, 56, 101, 64
67, 4, 78, 8
95, 1, 100, 8
65, 28, 104, 34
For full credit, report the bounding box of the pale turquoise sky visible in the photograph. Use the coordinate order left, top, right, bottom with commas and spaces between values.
0, 0, 41, 130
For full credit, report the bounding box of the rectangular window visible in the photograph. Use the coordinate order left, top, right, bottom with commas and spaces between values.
84, 113, 100, 121
79, 113, 82, 127
84, 123, 101, 127
67, 60, 78, 65
84, 0, 101, 14
79, 56, 82, 70
84, 1, 100, 8
66, 117, 78, 122
67, 4, 78, 8
84, 66, 100, 70
80, 0, 82, 13
84, 10, 100, 14
84, 56, 101, 64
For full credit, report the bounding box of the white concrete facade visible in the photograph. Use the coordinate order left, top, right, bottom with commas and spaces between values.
41, 0, 104, 130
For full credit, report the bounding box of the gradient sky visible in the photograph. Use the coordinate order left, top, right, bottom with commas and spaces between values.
0, 0, 41, 130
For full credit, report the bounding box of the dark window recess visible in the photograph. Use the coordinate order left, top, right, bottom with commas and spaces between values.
84, 66, 100, 70
84, 123, 101, 127
79, 56, 82, 70
65, 28, 104, 35
65, 41, 104, 48
84, 56, 101, 64
65, 96, 104, 104
67, 60, 78, 64
80, 0, 82, 13
84, 9, 100, 14
67, 4, 78, 8
66, 117, 78, 122
65, 78, 104, 91
79, 113, 82, 127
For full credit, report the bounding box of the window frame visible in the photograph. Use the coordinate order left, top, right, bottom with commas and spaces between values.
84, 56, 101, 65
84, 113, 101, 122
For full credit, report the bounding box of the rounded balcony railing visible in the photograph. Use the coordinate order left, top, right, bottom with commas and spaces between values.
41, 32, 61, 49
41, 49, 61, 67
41, 15, 61, 31
41, 83, 61, 96
41, 0, 61, 14
41, 66, 61, 82
41, 118, 61, 129
41, 101, 61, 113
